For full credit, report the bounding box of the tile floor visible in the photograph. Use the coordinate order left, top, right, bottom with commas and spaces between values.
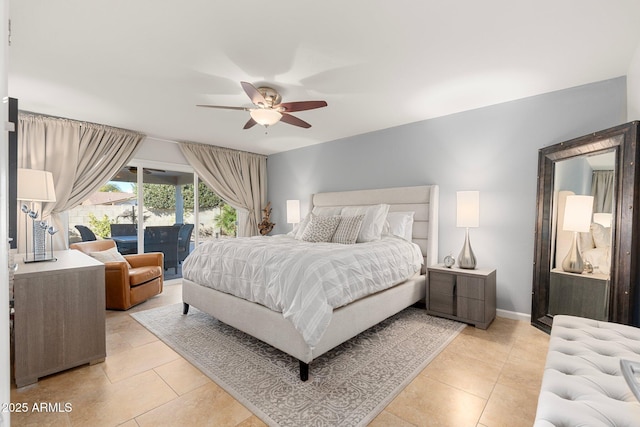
10, 280, 550, 426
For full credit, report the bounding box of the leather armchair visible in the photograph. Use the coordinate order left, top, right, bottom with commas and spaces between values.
70, 240, 164, 310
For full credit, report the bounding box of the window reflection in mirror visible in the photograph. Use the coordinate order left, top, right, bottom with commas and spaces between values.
548, 150, 615, 321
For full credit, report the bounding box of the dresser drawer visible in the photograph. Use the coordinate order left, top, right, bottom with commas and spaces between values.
429, 272, 456, 296
457, 276, 485, 299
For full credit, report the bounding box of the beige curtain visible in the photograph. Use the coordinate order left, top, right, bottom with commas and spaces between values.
178, 142, 267, 236
591, 170, 615, 213
18, 113, 144, 251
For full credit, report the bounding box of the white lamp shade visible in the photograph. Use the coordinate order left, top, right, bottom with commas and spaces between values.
456, 191, 479, 228
593, 212, 612, 227
250, 108, 282, 126
286, 200, 301, 224
562, 195, 594, 232
17, 168, 56, 202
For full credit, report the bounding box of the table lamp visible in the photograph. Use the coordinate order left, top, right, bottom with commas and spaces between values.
17, 168, 57, 262
286, 200, 301, 231
561, 195, 594, 274
457, 191, 479, 269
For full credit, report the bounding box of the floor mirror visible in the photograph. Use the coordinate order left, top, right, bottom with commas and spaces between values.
531, 121, 640, 333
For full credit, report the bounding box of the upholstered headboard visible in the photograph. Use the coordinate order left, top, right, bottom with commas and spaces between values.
311, 185, 439, 268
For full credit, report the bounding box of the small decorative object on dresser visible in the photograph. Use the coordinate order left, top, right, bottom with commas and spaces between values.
427, 264, 496, 329
258, 202, 275, 235
443, 254, 455, 268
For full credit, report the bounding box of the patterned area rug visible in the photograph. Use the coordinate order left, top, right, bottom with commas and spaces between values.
131, 303, 464, 426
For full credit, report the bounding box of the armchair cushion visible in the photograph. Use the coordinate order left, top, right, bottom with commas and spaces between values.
129, 266, 163, 287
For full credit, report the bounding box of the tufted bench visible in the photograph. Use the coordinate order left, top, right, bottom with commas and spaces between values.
534, 315, 640, 426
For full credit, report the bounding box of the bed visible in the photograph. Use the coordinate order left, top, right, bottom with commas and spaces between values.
181, 185, 439, 380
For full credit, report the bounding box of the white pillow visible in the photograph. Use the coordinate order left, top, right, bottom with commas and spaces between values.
341, 204, 390, 243
90, 246, 131, 268
384, 211, 415, 241
300, 214, 341, 243
591, 223, 611, 248
332, 215, 365, 244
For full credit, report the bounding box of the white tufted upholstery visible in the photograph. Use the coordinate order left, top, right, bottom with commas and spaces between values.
534, 315, 640, 426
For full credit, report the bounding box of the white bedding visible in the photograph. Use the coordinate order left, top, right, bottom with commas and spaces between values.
182, 234, 423, 347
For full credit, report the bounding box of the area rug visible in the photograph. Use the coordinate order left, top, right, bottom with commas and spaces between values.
131, 304, 465, 426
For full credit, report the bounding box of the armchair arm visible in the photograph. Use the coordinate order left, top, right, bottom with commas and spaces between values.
125, 252, 164, 268
104, 261, 131, 309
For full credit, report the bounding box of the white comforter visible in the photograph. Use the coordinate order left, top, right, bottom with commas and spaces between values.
182, 234, 423, 347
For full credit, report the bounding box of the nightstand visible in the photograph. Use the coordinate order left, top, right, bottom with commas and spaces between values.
13, 249, 106, 387
426, 264, 496, 329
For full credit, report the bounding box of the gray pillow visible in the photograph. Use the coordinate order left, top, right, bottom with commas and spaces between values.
332, 215, 365, 244
301, 214, 341, 243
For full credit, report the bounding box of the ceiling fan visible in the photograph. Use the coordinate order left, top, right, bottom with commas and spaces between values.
197, 81, 327, 129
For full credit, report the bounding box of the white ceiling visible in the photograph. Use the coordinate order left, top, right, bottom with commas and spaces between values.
8, 1, 640, 155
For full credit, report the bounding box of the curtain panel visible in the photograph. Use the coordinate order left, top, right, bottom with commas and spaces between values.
178, 142, 267, 237
17, 112, 145, 251
591, 170, 615, 213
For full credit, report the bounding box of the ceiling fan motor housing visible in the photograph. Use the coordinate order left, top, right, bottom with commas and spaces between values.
256, 87, 281, 108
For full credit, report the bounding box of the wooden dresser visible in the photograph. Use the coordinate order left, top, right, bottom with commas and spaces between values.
427, 264, 496, 329
13, 249, 106, 387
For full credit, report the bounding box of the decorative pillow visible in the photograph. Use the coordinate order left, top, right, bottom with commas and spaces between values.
341, 204, 390, 243
300, 214, 341, 243
294, 206, 344, 240
384, 211, 415, 241
332, 215, 365, 244
591, 223, 611, 248
89, 246, 131, 268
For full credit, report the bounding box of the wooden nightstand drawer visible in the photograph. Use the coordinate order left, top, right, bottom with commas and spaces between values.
429, 272, 456, 295
457, 276, 485, 300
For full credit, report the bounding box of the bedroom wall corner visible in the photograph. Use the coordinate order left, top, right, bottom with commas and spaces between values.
266, 77, 627, 317
628, 40, 640, 121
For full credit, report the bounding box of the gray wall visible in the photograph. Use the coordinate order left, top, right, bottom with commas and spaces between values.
267, 77, 627, 316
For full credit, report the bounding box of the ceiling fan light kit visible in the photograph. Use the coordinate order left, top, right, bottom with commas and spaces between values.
250, 108, 282, 126
198, 81, 327, 130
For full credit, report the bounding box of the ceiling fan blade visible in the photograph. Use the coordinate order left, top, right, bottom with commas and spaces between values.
278, 100, 327, 113
196, 105, 249, 111
241, 81, 267, 106
243, 117, 257, 129
280, 113, 312, 129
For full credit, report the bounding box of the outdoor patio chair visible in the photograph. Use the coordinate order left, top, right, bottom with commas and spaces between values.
144, 225, 180, 273
75, 225, 97, 241
177, 224, 194, 263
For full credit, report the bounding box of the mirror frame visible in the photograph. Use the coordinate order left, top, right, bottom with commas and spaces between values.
531, 121, 640, 333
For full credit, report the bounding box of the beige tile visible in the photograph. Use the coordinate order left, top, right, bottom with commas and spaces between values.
369, 410, 416, 427
135, 382, 253, 427
11, 363, 111, 405
154, 358, 211, 396
102, 340, 180, 383
422, 346, 501, 399
445, 332, 511, 368
234, 415, 268, 427
386, 375, 486, 427
68, 370, 177, 427
479, 383, 540, 427
4, 405, 72, 426
118, 420, 140, 427
498, 354, 546, 394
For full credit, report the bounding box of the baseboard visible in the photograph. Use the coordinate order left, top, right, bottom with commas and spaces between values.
496, 308, 531, 323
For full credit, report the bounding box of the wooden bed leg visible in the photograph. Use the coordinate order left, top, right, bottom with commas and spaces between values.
299, 361, 309, 381
183, 303, 190, 315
